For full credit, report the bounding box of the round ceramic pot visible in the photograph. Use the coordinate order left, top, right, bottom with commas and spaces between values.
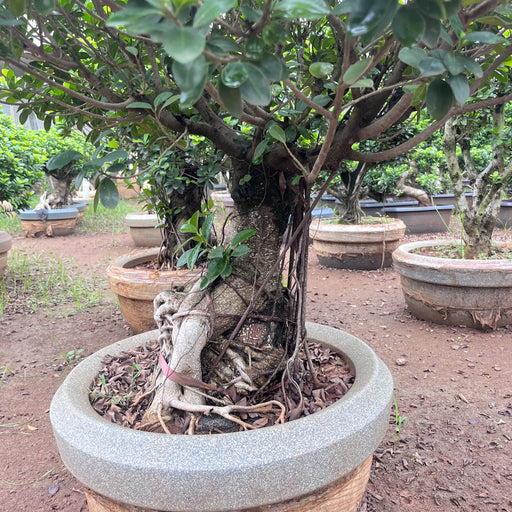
0, 230, 12, 277
310, 218, 406, 270
393, 239, 512, 329
107, 247, 200, 333
17, 207, 78, 237
125, 213, 163, 247
64, 200, 87, 223
50, 322, 393, 512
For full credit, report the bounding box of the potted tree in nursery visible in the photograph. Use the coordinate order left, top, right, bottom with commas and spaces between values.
394, 95, 512, 330
2, 0, 512, 510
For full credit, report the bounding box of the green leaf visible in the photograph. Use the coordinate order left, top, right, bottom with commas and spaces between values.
418, 57, 446, 77
252, 139, 269, 162
154, 92, 176, 108
443, 53, 465, 75
89, 150, 128, 167
422, 16, 441, 48
221, 62, 249, 88
448, 74, 470, 106
208, 246, 224, 259
245, 37, 266, 60
268, 125, 287, 144
231, 244, 251, 257
392, 6, 426, 47
188, 244, 203, 269
7, 0, 25, 16
463, 31, 508, 45
343, 58, 373, 86
34, 0, 55, 15
177, 247, 194, 268
218, 81, 243, 117
199, 276, 210, 290
426, 78, 453, 120
127, 101, 153, 109
98, 178, 120, 209
201, 212, 215, 241
240, 63, 271, 106
310, 62, 333, 78
231, 228, 256, 247
158, 24, 206, 64
277, 0, 330, 20
46, 150, 82, 171
398, 47, 428, 68
346, 0, 398, 38
125, 46, 138, 56
193, 0, 235, 27
417, 0, 441, 20
350, 78, 374, 89
459, 56, 483, 78
207, 254, 229, 280
172, 55, 208, 106
411, 83, 427, 106
180, 211, 200, 234
256, 54, 284, 81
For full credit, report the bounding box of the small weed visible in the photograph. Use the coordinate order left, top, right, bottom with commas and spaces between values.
393, 395, 409, 442
0, 365, 14, 380
46, 332, 84, 366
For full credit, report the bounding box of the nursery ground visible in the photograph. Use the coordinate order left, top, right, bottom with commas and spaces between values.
0, 231, 511, 512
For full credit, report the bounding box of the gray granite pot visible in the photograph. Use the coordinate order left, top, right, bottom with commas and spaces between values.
50, 323, 393, 511
125, 213, 163, 247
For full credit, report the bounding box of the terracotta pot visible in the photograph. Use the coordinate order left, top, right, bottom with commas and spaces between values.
17, 207, 78, 237
0, 230, 12, 277
107, 247, 200, 333
50, 322, 393, 512
310, 218, 406, 270
393, 239, 512, 329
125, 213, 163, 247
381, 205, 454, 235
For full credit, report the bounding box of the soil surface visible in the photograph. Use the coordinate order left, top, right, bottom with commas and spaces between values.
1, 230, 511, 512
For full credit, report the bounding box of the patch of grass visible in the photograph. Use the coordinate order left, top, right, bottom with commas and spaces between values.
0, 213, 23, 236
1, 249, 106, 316
77, 199, 140, 235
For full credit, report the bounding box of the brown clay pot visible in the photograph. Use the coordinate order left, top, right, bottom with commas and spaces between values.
310, 217, 406, 270
107, 248, 200, 333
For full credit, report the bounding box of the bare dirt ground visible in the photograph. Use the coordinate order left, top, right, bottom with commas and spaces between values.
0, 231, 511, 512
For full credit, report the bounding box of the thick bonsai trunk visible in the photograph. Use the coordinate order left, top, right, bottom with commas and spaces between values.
143, 159, 299, 430
444, 118, 510, 258
36, 178, 72, 209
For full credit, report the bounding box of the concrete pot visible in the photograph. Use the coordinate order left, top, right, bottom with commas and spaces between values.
382, 205, 454, 235
310, 218, 406, 270
125, 213, 163, 247
50, 322, 393, 512
497, 201, 512, 229
393, 239, 512, 329
0, 230, 12, 277
17, 207, 78, 237
107, 248, 200, 333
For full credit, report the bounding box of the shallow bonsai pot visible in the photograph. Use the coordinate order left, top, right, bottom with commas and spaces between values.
125, 213, 163, 247
498, 201, 512, 229
361, 200, 418, 216
0, 230, 12, 277
393, 240, 512, 329
382, 205, 454, 235
107, 247, 200, 333
17, 207, 78, 237
310, 217, 406, 270
432, 192, 473, 208
64, 200, 87, 223
50, 322, 393, 512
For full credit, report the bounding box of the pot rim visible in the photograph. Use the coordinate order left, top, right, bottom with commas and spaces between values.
0, 230, 12, 253
393, 239, 512, 287
124, 212, 160, 228
50, 323, 393, 512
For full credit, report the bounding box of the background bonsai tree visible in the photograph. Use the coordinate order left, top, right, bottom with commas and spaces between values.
1, 0, 512, 429
443, 95, 512, 258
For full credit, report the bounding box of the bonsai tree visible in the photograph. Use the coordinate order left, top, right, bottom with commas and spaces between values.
443, 95, 512, 258
1, 0, 512, 428
0, 115, 44, 212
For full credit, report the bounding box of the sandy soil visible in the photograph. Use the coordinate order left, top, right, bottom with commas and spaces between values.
0, 231, 511, 512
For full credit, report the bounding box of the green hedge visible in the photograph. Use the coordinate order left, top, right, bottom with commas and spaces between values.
0, 115, 91, 211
